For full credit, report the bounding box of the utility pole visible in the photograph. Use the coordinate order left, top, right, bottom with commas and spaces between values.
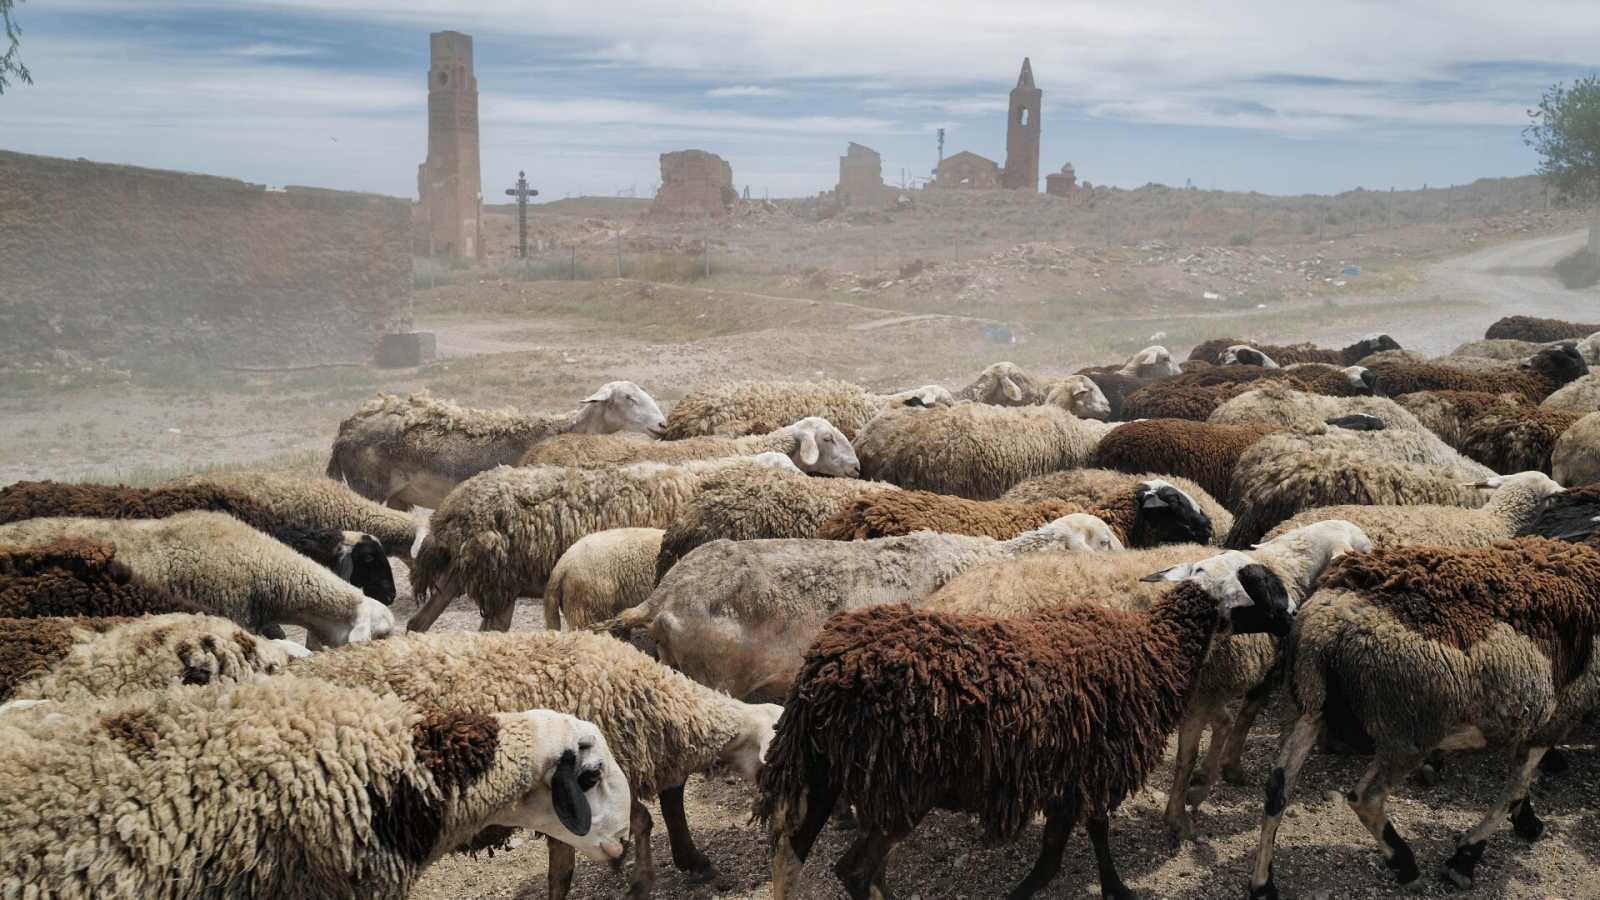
503, 171, 539, 258
936, 128, 945, 177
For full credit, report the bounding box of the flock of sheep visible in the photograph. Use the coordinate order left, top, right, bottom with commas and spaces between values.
5, 310, 1600, 898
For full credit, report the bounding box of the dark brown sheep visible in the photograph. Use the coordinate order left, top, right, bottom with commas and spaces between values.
1119, 365, 1369, 421
1366, 345, 1587, 403
1395, 390, 1521, 449
0, 480, 394, 605
1485, 315, 1600, 342
0, 540, 200, 619
1460, 407, 1586, 476
1188, 335, 1399, 366
0, 616, 125, 701
815, 480, 1214, 547
759, 564, 1291, 900
1094, 419, 1280, 504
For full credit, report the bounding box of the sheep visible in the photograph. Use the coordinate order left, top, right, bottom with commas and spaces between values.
1074, 346, 1183, 419
603, 514, 1121, 704
1209, 381, 1430, 434
0, 512, 394, 646
1221, 345, 1280, 368
1460, 407, 1586, 475
661, 379, 951, 441
1540, 372, 1600, 412
0, 613, 298, 703
1365, 344, 1588, 402
545, 528, 663, 631
653, 467, 898, 582
1395, 389, 1520, 448
0, 675, 632, 899
326, 382, 667, 509
855, 402, 1115, 500
1188, 334, 1400, 366
0, 479, 396, 605
1001, 468, 1234, 545
291, 629, 781, 898
757, 553, 1294, 900
0, 539, 202, 619
927, 521, 1370, 844
1247, 538, 1600, 898
520, 416, 860, 477
1121, 367, 1277, 421
166, 470, 421, 565
1450, 337, 1556, 361
1092, 419, 1280, 505
954, 361, 1048, 406
1485, 313, 1600, 342
410, 453, 801, 632
1223, 435, 1490, 548
1520, 482, 1600, 542
1117, 344, 1185, 379
1552, 410, 1600, 487
817, 478, 1213, 548
1260, 471, 1565, 550
1044, 374, 1112, 419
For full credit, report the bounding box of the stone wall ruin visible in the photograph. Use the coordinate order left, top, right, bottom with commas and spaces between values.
650, 150, 737, 218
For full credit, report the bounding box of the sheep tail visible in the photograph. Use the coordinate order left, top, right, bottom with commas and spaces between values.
590, 601, 653, 640
410, 534, 450, 598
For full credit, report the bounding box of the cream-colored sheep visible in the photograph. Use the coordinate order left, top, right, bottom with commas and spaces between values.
521, 416, 860, 477
545, 528, 664, 630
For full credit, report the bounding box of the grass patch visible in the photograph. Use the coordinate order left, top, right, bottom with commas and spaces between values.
90, 449, 328, 487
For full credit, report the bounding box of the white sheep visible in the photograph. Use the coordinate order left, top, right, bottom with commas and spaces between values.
545, 528, 664, 630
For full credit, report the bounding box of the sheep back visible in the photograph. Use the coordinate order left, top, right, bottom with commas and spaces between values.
927, 544, 1210, 618
1001, 469, 1232, 546
857, 404, 1110, 500
1542, 374, 1600, 413
1461, 408, 1585, 476
1366, 360, 1548, 403
662, 380, 873, 440
1093, 419, 1279, 504
1486, 315, 1600, 343
1395, 390, 1520, 449
1553, 411, 1600, 488
547, 528, 664, 629
168, 471, 419, 556
816, 490, 1081, 541
0, 540, 198, 619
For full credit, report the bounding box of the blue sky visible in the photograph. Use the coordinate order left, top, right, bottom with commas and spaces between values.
3, 1, 1597, 200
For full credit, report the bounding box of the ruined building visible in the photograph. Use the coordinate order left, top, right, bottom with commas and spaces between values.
1002, 58, 1042, 192
836, 142, 891, 206
1046, 162, 1078, 196
650, 150, 737, 217
934, 151, 1002, 190
416, 31, 483, 259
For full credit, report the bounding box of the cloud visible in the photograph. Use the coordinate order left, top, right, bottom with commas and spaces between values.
706, 85, 788, 98
222, 42, 321, 58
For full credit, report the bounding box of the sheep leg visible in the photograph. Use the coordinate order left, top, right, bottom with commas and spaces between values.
1006, 806, 1075, 899
1248, 712, 1321, 900
1220, 687, 1275, 786
1442, 745, 1547, 888
546, 837, 576, 900
1186, 711, 1231, 800
772, 779, 837, 900
1345, 751, 1425, 887
1164, 713, 1209, 844
543, 591, 563, 631
479, 599, 516, 632
406, 573, 460, 632
623, 799, 656, 900
1086, 816, 1133, 900
833, 829, 902, 900
659, 784, 715, 881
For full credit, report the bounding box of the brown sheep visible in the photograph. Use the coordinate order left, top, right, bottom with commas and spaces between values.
1485, 314, 1600, 342
1366, 345, 1587, 403
1188, 334, 1400, 366
1396, 390, 1521, 449
0, 540, 201, 619
1460, 407, 1586, 476
1093, 419, 1281, 505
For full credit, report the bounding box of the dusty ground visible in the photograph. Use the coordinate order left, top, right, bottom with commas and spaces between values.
6, 193, 1600, 898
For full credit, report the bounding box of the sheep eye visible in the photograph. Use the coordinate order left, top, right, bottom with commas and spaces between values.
823, 434, 834, 443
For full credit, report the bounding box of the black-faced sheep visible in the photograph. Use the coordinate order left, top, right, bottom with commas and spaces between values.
545, 528, 663, 630
0, 479, 396, 605
603, 513, 1122, 703
0, 676, 631, 899
1485, 314, 1600, 342
660, 380, 951, 441
520, 416, 860, 477
1366, 344, 1587, 403
1260, 471, 1565, 550
855, 402, 1115, 500
0, 512, 394, 646
326, 382, 667, 509
291, 629, 781, 898
1188, 334, 1400, 366
653, 467, 898, 583
1092, 419, 1281, 505
410, 453, 800, 632
1249, 538, 1600, 898
757, 560, 1293, 900
0, 613, 298, 702
1519, 481, 1600, 542
0, 539, 200, 619
1553, 411, 1600, 487
1460, 407, 1586, 475
1000, 468, 1234, 545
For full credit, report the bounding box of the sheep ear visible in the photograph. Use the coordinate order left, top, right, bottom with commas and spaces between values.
1001, 376, 1024, 402
1467, 477, 1504, 489
918, 388, 942, 405
797, 430, 820, 467
551, 750, 592, 836
582, 386, 614, 404
334, 546, 355, 581
1140, 491, 1169, 509
1141, 563, 1188, 582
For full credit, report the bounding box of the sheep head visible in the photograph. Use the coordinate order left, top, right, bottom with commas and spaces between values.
787, 417, 860, 478
573, 381, 668, 437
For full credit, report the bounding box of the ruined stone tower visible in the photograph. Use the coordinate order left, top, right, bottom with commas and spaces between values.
417, 31, 482, 259
1002, 58, 1042, 192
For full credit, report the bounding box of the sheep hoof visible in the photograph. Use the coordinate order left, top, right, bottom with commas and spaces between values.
1510, 801, 1545, 841
1221, 763, 1249, 786
1183, 783, 1212, 808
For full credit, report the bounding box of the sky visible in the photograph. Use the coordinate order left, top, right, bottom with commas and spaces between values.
2, 1, 1597, 201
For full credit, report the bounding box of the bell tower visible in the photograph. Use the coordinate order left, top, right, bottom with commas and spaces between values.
1002, 58, 1042, 192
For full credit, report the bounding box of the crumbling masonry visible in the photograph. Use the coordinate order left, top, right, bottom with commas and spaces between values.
417, 31, 483, 259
